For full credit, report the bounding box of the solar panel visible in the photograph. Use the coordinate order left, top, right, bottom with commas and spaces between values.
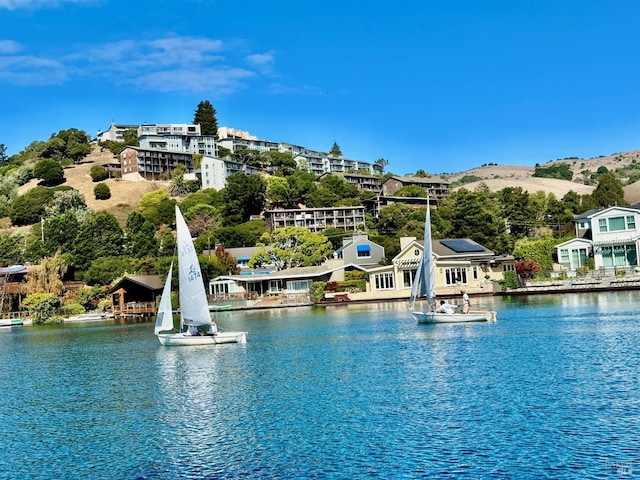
440, 239, 485, 253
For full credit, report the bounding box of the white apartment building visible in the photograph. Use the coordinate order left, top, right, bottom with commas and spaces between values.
217, 127, 382, 176
200, 156, 261, 191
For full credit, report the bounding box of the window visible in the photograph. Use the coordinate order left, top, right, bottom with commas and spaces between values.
269, 280, 282, 294
571, 248, 588, 268
356, 245, 371, 258
374, 272, 394, 290
560, 249, 570, 262
473, 266, 479, 280
287, 280, 311, 292
601, 244, 638, 267
608, 216, 625, 231
444, 267, 467, 285
627, 216, 636, 229
503, 264, 515, 271
403, 269, 417, 288
599, 219, 607, 232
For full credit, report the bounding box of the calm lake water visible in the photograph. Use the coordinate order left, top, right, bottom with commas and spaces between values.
1, 292, 639, 479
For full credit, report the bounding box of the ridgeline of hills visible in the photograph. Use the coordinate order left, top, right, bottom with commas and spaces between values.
446, 149, 640, 203
10, 146, 640, 231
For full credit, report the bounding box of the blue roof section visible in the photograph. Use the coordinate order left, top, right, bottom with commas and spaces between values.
440, 239, 485, 253
0, 265, 26, 275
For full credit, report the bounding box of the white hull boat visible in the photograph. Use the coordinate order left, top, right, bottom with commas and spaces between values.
154, 206, 247, 346
157, 331, 247, 346
412, 310, 496, 324
409, 199, 497, 324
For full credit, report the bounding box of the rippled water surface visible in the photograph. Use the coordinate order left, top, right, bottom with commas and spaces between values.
1, 292, 639, 479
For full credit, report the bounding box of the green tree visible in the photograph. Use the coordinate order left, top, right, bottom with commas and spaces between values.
266, 176, 291, 208
374, 158, 388, 173
329, 141, 342, 157
0, 233, 23, 265
94, 183, 111, 200
0, 143, 7, 164
33, 159, 64, 185
72, 211, 125, 272
125, 214, 158, 258
591, 171, 627, 208
43, 212, 80, 257
10, 186, 71, 226
261, 227, 333, 270
512, 235, 557, 273
211, 220, 267, 248
139, 189, 176, 226
44, 189, 90, 220
122, 129, 139, 146
84, 256, 132, 286
222, 173, 266, 225
193, 100, 218, 137
287, 169, 317, 207
438, 188, 511, 254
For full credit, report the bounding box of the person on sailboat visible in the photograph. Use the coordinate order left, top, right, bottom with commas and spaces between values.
205, 321, 218, 336
436, 300, 455, 314
187, 324, 199, 336
436, 300, 454, 313
460, 288, 470, 314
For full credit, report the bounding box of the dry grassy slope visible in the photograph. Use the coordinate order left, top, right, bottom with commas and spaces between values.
446, 150, 640, 201
16, 146, 168, 225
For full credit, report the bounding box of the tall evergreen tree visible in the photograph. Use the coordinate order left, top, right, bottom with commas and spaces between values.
591, 171, 627, 208
193, 100, 218, 137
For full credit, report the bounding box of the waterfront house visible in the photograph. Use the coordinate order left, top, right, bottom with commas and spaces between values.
334, 234, 385, 266
108, 274, 164, 317
364, 236, 514, 299
556, 205, 640, 272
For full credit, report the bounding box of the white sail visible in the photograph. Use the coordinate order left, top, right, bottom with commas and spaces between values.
154, 262, 174, 334
409, 202, 436, 310
175, 205, 212, 327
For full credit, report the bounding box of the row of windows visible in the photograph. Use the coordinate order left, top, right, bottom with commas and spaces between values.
375, 266, 485, 290
598, 215, 636, 232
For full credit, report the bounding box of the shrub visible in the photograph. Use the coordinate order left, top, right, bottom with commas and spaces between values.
94, 182, 111, 200
90, 165, 108, 182
501, 270, 519, 290
21, 293, 61, 324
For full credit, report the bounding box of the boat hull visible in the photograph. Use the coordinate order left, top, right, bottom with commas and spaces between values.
413, 310, 496, 324
0, 318, 23, 327
156, 331, 247, 346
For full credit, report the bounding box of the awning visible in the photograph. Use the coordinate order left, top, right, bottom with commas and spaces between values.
356, 245, 371, 252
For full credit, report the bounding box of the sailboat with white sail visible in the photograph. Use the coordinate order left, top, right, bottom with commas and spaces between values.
154, 206, 247, 345
409, 203, 496, 324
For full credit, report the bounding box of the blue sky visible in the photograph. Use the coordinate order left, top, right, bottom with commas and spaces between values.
2, 0, 640, 174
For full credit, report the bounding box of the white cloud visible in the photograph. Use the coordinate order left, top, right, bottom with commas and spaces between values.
0, 0, 97, 9
0, 35, 268, 93
246, 51, 275, 75
0, 40, 21, 54
0, 55, 66, 85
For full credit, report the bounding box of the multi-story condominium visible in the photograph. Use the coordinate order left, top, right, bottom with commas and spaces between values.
201, 156, 260, 191
137, 123, 201, 137
381, 175, 450, 199
96, 122, 139, 142
263, 206, 367, 233
120, 146, 194, 181
217, 126, 383, 176
318, 172, 382, 192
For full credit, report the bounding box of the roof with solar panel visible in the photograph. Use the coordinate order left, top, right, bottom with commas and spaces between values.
432, 238, 494, 257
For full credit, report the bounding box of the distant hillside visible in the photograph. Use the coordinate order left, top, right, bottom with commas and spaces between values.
12, 145, 640, 229
445, 149, 640, 201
